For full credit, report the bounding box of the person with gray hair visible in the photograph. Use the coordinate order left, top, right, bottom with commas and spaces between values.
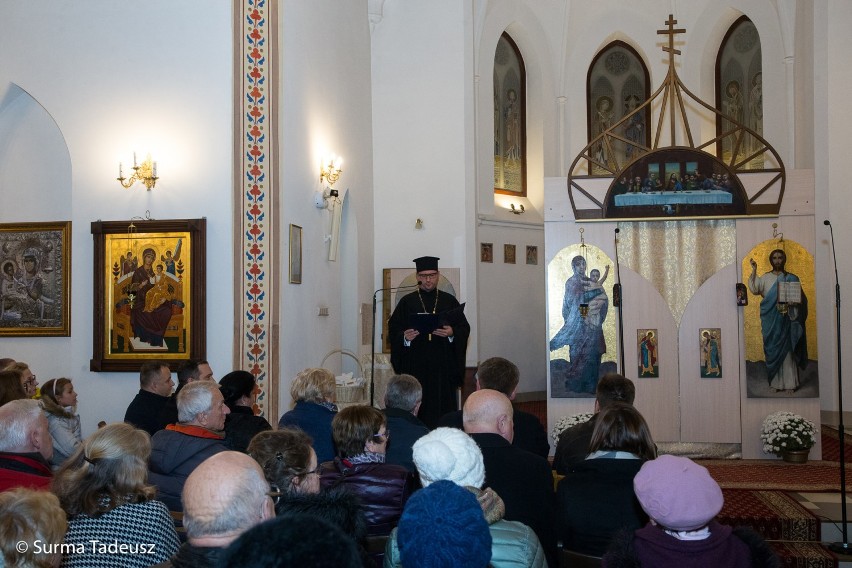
158, 451, 275, 567
0, 398, 53, 491
148, 381, 229, 511
157, 359, 215, 431
383, 374, 429, 472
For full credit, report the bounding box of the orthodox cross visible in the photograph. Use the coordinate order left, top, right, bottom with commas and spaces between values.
657, 14, 687, 144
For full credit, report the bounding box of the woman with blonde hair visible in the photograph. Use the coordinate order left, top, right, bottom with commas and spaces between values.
277, 368, 338, 463
39, 378, 81, 469
53, 423, 179, 567
0, 487, 67, 568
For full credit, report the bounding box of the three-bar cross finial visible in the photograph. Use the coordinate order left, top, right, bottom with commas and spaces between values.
657, 14, 686, 62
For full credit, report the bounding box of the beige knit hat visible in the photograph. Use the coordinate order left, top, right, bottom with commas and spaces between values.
413, 427, 485, 488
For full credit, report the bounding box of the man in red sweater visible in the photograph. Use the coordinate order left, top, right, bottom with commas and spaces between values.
0, 399, 53, 491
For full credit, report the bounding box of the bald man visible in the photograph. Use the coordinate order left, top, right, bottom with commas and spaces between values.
464, 390, 557, 565
164, 451, 275, 567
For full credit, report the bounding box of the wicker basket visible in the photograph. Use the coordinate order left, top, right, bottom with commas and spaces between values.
321, 349, 366, 404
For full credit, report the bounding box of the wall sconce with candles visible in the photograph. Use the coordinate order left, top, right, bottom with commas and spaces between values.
510, 204, 525, 214
117, 153, 158, 191
315, 155, 343, 209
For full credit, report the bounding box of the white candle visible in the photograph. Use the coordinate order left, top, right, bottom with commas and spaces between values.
119, 162, 123, 178
153, 162, 157, 177
133, 152, 137, 167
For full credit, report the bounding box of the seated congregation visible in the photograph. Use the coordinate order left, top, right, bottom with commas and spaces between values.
0, 357, 778, 567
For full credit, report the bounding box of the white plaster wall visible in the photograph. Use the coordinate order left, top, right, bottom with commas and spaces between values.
0, 0, 233, 435
817, 0, 852, 418
278, 0, 375, 408
370, 0, 476, 364
476, 220, 546, 394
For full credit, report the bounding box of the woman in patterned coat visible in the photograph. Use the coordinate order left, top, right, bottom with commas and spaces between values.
53, 423, 180, 568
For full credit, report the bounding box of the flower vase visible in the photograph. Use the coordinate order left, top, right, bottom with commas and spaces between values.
781, 449, 810, 464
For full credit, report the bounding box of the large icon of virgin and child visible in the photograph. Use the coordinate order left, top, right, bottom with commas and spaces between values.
548, 245, 617, 397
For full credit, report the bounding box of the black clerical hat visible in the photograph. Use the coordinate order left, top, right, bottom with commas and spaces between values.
413, 256, 439, 272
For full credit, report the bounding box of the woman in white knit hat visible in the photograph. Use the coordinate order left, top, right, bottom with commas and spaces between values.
384, 427, 547, 568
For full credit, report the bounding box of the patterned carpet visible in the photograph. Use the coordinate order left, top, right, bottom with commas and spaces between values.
699, 459, 852, 491
719, 489, 820, 541
719, 490, 837, 568
821, 425, 852, 463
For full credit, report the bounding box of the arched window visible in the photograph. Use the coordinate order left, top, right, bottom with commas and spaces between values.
494, 33, 526, 196
716, 16, 762, 168
587, 41, 650, 175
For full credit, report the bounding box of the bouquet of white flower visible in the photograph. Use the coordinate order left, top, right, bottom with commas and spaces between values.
760, 411, 817, 456
551, 412, 594, 444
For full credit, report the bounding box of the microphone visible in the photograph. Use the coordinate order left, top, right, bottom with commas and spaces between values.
613, 226, 625, 374
614, 228, 620, 233
826, 220, 839, 282
825, 218, 849, 553
370, 283, 421, 405
373, 283, 419, 298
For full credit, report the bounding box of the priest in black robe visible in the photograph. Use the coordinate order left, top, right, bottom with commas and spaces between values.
389, 256, 470, 429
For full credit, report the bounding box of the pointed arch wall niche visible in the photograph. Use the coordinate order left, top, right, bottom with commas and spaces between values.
493, 32, 527, 197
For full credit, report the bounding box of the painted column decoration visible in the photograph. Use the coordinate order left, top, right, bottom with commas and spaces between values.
236, 0, 279, 418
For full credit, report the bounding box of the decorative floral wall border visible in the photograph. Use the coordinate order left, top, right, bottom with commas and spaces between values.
234, 0, 279, 419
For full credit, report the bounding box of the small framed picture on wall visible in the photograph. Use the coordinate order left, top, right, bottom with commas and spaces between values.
526, 246, 538, 265
504, 244, 516, 264
480, 243, 493, 263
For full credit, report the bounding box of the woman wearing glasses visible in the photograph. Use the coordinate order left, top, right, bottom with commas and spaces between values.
247, 427, 322, 504
249, 427, 375, 566
8, 361, 38, 398
320, 405, 417, 537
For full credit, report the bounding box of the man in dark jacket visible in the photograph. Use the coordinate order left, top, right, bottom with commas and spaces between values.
124, 360, 174, 437
383, 374, 430, 472
553, 373, 635, 474
149, 381, 229, 511
154, 451, 274, 568
464, 389, 557, 567
439, 356, 550, 458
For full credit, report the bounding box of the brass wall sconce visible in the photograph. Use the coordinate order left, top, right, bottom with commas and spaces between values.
118, 153, 158, 190
510, 204, 525, 215
319, 156, 343, 188
315, 155, 343, 209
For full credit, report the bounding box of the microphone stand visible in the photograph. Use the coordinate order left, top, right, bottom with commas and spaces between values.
370, 284, 419, 406
826, 220, 849, 554
614, 227, 626, 375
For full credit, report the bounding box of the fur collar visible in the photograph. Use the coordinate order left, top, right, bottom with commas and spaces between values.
39, 397, 76, 419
